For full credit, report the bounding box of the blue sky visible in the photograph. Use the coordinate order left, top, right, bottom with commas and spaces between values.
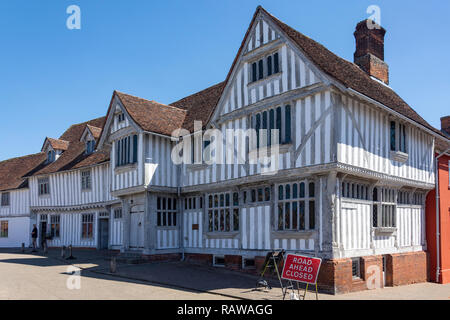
0, 0, 448, 161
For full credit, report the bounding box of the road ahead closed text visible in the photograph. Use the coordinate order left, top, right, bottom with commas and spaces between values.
281, 254, 322, 284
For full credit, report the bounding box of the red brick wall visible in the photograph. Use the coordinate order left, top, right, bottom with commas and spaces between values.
387, 252, 428, 286
224, 255, 242, 270
184, 253, 212, 265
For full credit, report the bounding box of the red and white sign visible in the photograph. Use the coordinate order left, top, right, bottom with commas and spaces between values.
281, 254, 322, 284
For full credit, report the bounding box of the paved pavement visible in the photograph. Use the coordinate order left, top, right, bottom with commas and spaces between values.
1, 248, 449, 300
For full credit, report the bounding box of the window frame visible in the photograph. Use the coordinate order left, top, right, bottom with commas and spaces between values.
1, 192, 10, 207
38, 177, 50, 196
81, 169, 92, 191
249, 51, 281, 84
0, 221, 8, 238
207, 191, 240, 233
115, 134, 138, 167
81, 214, 94, 239
275, 180, 316, 231
372, 187, 396, 228
50, 215, 61, 238
157, 197, 178, 227
114, 207, 123, 219
390, 120, 407, 154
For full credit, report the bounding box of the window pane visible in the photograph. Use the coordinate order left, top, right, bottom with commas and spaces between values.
299, 201, 305, 230
299, 182, 305, 198
274, 52, 279, 73
309, 201, 315, 229
258, 59, 264, 80
264, 187, 270, 201
252, 62, 257, 82
278, 185, 284, 200
390, 121, 396, 151
284, 105, 291, 144
233, 209, 239, 231
267, 55, 272, 76
278, 203, 284, 230
309, 182, 315, 197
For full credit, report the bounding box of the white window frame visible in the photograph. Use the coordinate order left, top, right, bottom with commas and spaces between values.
38, 178, 50, 196
81, 169, 92, 190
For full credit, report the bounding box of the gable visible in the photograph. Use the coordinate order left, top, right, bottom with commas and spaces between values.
212, 13, 326, 121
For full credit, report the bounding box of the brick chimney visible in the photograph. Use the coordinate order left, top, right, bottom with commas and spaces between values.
354, 19, 389, 85
441, 116, 450, 136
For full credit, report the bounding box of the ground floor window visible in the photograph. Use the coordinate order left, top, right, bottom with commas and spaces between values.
352, 258, 361, 278
207, 192, 239, 232
0, 221, 8, 238
373, 188, 396, 228
81, 214, 94, 239
50, 215, 60, 238
157, 197, 177, 227
276, 180, 315, 231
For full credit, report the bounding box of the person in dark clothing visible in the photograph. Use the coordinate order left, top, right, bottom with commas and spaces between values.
31, 224, 38, 252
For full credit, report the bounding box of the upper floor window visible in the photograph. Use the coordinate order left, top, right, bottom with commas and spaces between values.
86, 140, 95, 155
81, 170, 92, 190
251, 105, 291, 149
115, 135, 138, 167
276, 181, 315, 231
117, 112, 125, 123
1, 192, 10, 206
390, 121, 407, 153
38, 178, 50, 196
207, 192, 240, 232
251, 51, 280, 83
47, 150, 55, 164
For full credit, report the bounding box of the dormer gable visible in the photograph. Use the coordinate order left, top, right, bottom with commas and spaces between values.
41, 138, 69, 164
80, 125, 102, 155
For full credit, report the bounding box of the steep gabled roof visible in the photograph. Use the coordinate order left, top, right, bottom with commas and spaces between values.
85, 125, 102, 140
0, 153, 47, 192
115, 91, 187, 136
32, 117, 108, 176
259, 7, 446, 138
43, 138, 70, 151
170, 82, 226, 132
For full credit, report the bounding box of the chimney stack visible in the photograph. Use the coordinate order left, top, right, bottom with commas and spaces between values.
441, 116, 450, 136
354, 19, 389, 85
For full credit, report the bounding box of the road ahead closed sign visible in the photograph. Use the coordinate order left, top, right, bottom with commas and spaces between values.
281, 254, 322, 284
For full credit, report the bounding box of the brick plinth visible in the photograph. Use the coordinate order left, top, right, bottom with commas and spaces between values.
386, 251, 428, 286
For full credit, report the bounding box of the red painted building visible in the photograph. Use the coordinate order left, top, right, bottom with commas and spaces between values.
426, 116, 450, 284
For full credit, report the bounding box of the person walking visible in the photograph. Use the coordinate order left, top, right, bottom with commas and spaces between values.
31, 224, 38, 252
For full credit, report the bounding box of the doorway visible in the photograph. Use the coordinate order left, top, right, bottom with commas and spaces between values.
98, 219, 109, 250
130, 208, 144, 249
39, 221, 47, 248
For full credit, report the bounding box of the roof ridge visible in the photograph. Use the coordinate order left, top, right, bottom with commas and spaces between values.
0, 152, 45, 165
115, 90, 187, 113
169, 81, 226, 107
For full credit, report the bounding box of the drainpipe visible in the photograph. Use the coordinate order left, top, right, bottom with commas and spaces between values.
435, 148, 450, 283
